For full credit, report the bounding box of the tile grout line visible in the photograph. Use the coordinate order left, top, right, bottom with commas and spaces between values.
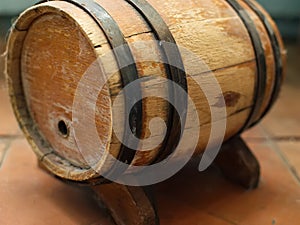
0, 134, 24, 169
259, 125, 300, 185
271, 145, 300, 184
244, 136, 300, 142
207, 211, 239, 225
0, 134, 24, 140
0, 140, 12, 169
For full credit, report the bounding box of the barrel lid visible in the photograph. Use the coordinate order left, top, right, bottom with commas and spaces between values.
6, 1, 117, 181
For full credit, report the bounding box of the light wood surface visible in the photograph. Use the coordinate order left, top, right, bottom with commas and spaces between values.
6, 0, 286, 181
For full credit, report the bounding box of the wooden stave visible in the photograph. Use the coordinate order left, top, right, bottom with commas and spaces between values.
5, 0, 286, 182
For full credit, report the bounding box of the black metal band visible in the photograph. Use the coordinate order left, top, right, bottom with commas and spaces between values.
226, 0, 267, 131
125, 0, 188, 163
65, 0, 143, 169
243, 0, 283, 126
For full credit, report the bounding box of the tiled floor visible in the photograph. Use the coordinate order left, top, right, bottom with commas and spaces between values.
0, 36, 299, 224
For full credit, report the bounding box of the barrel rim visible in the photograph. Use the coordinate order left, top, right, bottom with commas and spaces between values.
6, 1, 115, 182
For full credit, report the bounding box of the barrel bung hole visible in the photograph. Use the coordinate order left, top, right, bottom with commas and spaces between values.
58, 120, 69, 137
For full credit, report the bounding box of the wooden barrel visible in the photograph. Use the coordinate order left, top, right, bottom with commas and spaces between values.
6, 0, 286, 182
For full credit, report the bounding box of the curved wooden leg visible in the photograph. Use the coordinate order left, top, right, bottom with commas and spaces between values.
214, 136, 260, 189
92, 184, 159, 225
37, 136, 259, 225
37, 160, 159, 225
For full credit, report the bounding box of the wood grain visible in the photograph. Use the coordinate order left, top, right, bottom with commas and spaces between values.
6, 0, 286, 181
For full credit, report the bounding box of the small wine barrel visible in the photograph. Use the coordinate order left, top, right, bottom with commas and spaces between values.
6, 0, 286, 182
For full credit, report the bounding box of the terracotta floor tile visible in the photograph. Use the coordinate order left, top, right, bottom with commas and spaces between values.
0, 32, 299, 225
1, 83, 299, 224
0, 86, 22, 136
277, 141, 300, 181
0, 139, 114, 225
155, 141, 300, 225
0, 141, 8, 168
160, 208, 233, 225
1, 139, 299, 225
244, 43, 300, 140
242, 124, 270, 140
261, 85, 300, 138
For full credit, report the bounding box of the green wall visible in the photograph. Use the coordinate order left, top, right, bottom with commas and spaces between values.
0, 0, 38, 15
257, 0, 300, 39
0, 0, 299, 39
0, 0, 299, 17
257, 0, 300, 18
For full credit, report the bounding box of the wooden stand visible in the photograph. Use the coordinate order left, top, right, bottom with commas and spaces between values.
214, 136, 260, 189
92, 184, 158, 225
8, 1, 281, 224
38, 136, 259, 225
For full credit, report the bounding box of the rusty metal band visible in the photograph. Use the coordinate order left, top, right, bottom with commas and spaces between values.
243, 0, 283, 126
66, 0, 143, 172
37, 0, 142, 180
125, 0, 188, 163
226, 0, 267, 131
